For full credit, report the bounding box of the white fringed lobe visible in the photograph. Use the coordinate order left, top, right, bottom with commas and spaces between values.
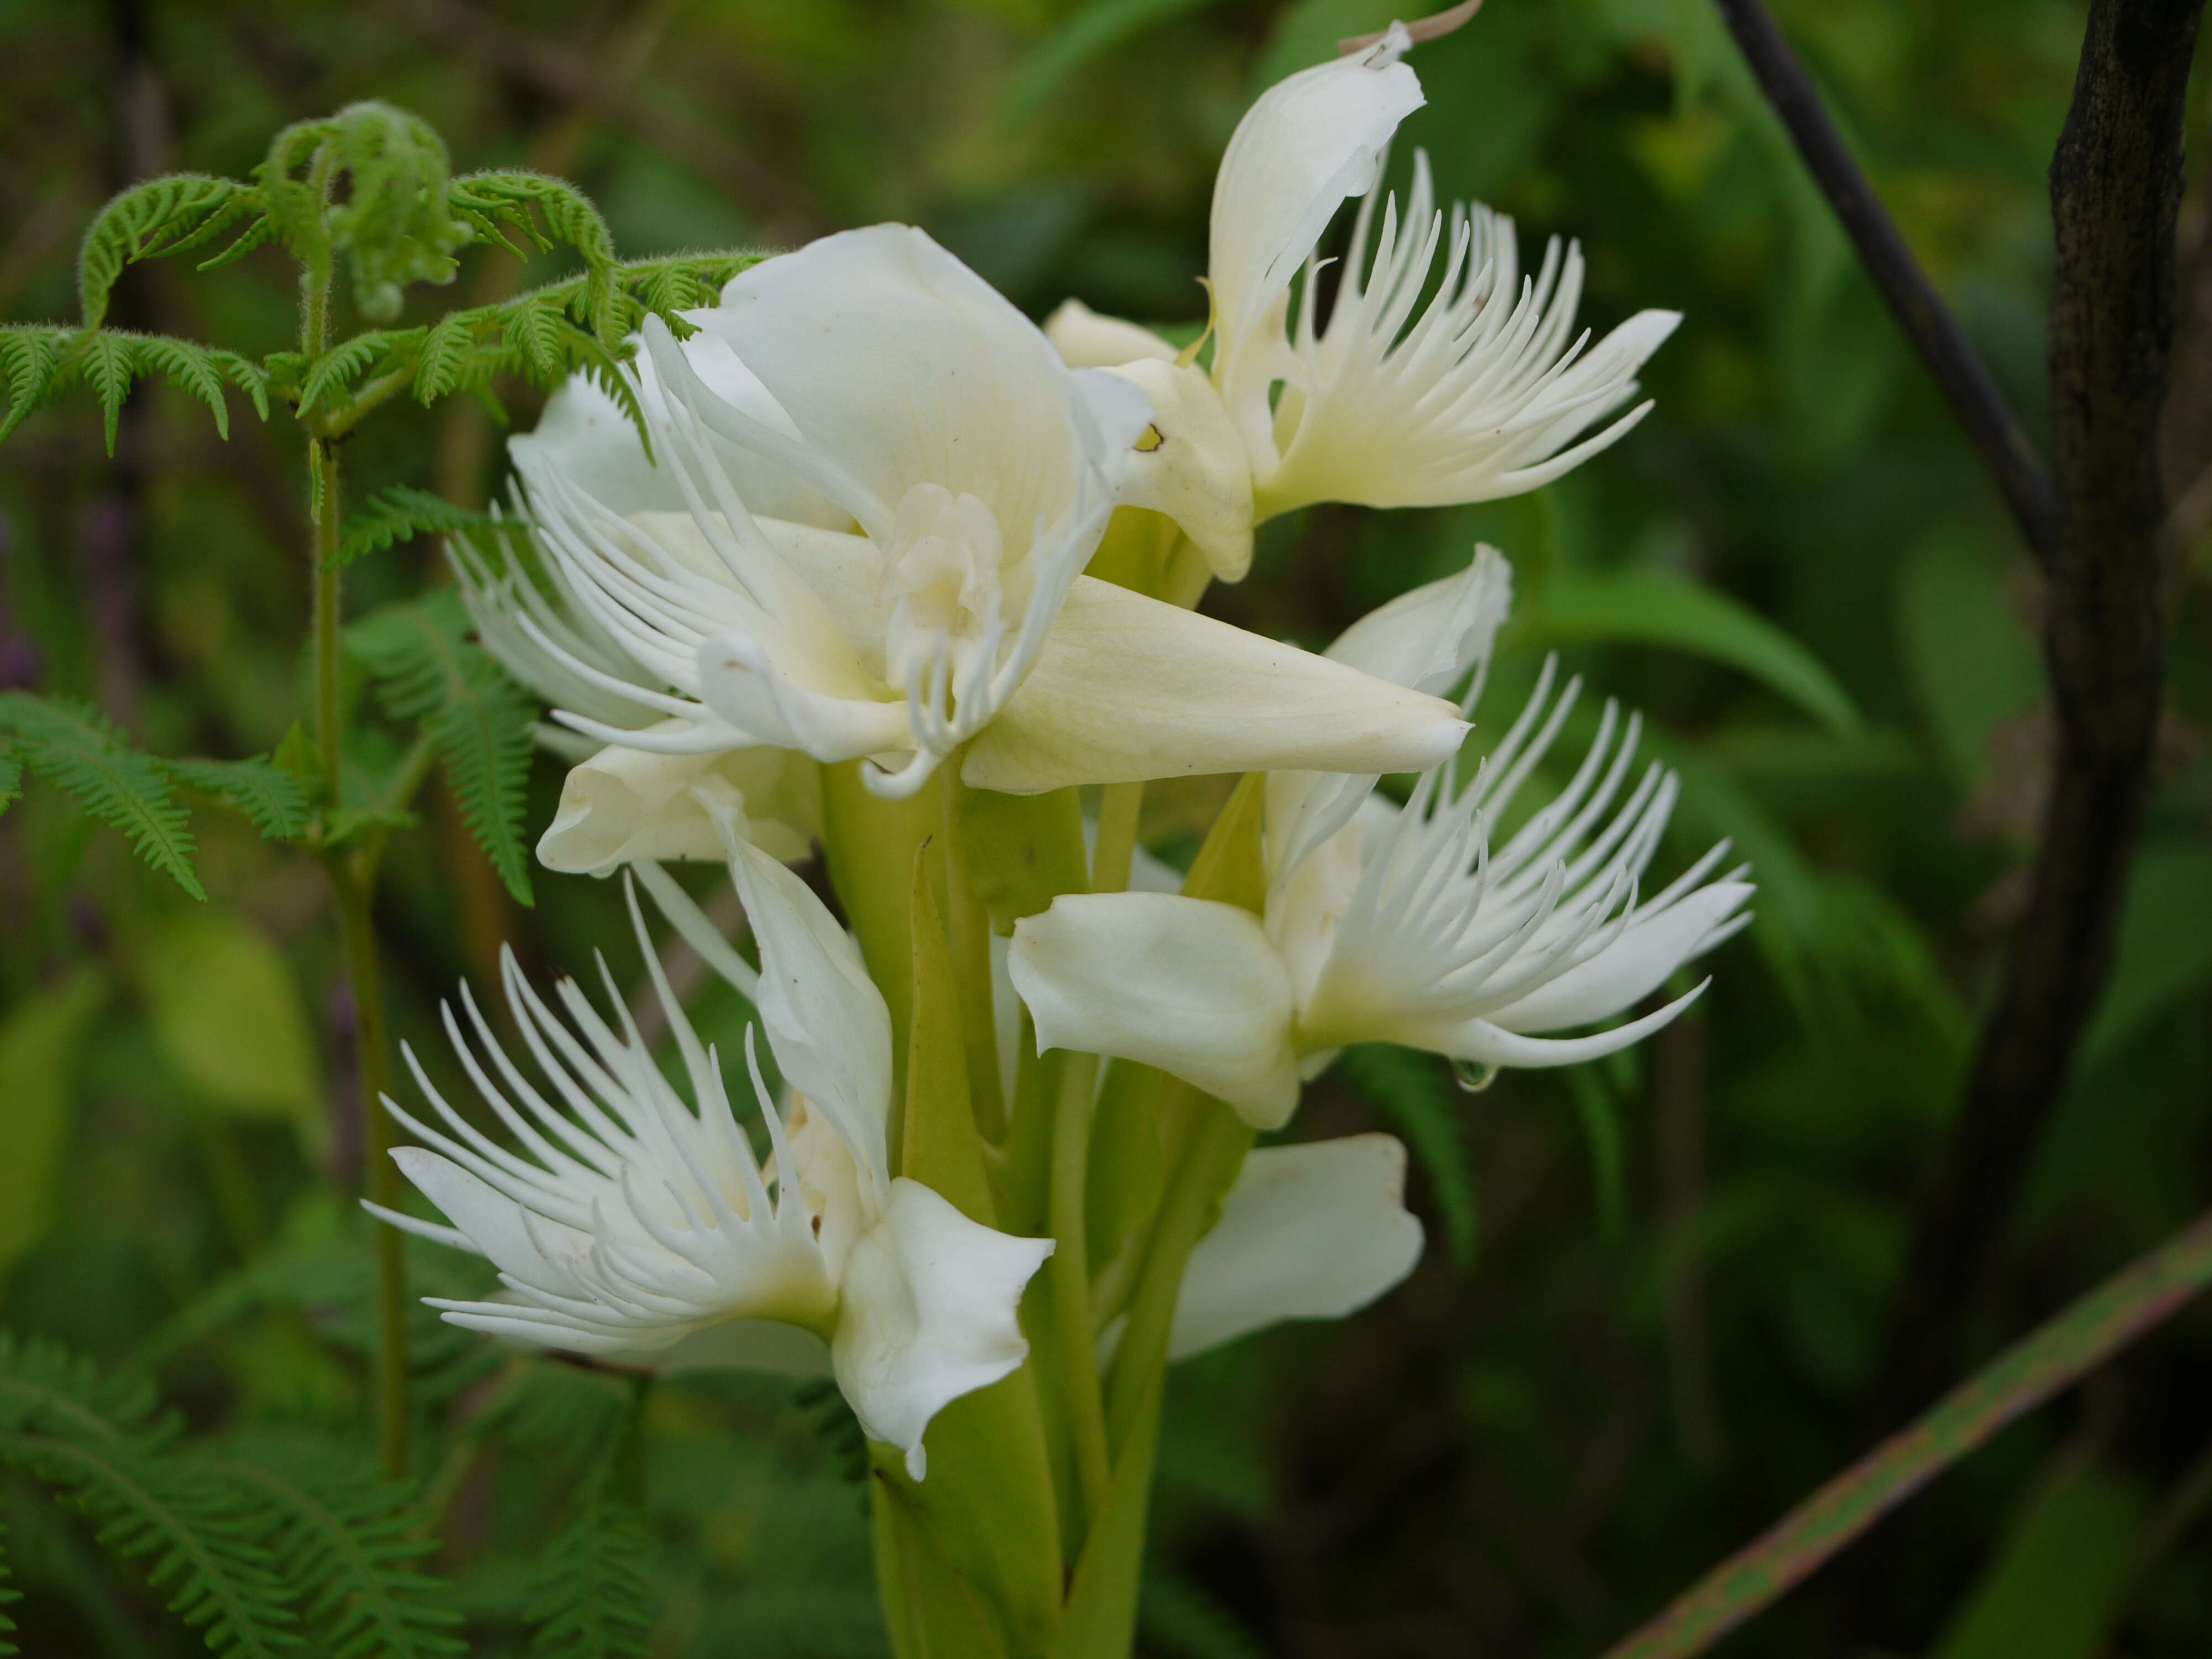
367, 862, 1053, 1481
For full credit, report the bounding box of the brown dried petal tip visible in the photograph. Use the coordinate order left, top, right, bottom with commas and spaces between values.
1338, 0, 1485, 56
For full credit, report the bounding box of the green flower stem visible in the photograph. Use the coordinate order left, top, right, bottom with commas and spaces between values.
1103, 1097, 1250, 1455
1046, 1048, 1112, 1531
942, 785, 1008, 1141
1090, 783, 1142, 895
1602, 1204, 2212, 1659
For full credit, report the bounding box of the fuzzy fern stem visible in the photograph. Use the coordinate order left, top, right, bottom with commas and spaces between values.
333, 866, 410, 1479
300, 189, 410, 1477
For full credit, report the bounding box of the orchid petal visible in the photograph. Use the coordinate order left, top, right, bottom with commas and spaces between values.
536, 729, 821, 875
961, 576, 1467, 794
831, 1178, 1053, 1480
1168, 1135, 1424, 1360
1045, 299, 1178, 369
1009, 893, 1301, 1129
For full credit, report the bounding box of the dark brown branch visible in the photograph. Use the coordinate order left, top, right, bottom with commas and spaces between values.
1710, 0, 2060, 568
1871, 0, 2200, 1430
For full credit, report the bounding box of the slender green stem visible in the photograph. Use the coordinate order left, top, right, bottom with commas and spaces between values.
1103, 1098, 1250, 1453
331, 864, 409, 1477
1091, 782, 1143, 895
941, 782, 1007, 1141
1602, 1205, 2212, 1659
1047, 1048, 1112, 1527
310, 439, 343, 815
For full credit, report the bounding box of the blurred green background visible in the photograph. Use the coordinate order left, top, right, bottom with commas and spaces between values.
2, 0, 2210, 1653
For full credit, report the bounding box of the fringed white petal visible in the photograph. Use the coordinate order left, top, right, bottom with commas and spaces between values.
1259, 155, 1680, 517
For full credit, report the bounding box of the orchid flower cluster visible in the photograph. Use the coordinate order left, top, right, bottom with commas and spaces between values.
373, 24, 1749, 1653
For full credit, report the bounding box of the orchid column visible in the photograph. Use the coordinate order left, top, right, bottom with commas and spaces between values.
371, 23, 1749, 1659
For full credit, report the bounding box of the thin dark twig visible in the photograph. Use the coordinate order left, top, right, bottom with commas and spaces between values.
1872, 0, 2201, 1437
1709, 0, 2059, 569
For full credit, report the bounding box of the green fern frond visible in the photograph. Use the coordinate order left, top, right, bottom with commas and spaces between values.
296, 333, 397, 418
2, 1434, 299, 1657
411, 312, 481, 405
0, 1334, 298, 1659
80, 330, 138, 456
163, 758, 310, 841
78, 174, 259, 330
197, 213, 276, 273
216, 1432, 467, 1659
0, 692, 204, 899
526, 1491, 654, 1659
211, 350, 272, 421
132, 335, 233, 440
0, 753, 20, 816
432, 667, 536, 905
1342, 1045, 1480, 1271
0, 327, 67, 444
334, 486, 500, 570
343, 594, 538, 902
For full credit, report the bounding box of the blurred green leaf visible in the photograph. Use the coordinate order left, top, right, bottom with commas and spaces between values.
1929, 1459, 2146, 1659
0, 968, 107, 1284
135, 912, 319, 1131
1005, 0, 1225, 120
1897, 531, 2042, 790
1256, 0, 1400, 86
1520, 571, 1861, 733
2079, 841, 2212, 1071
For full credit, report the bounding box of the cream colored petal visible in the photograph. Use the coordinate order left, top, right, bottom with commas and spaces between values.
1100, 359, 1254, 581
1008, 893, 1301, 1129
695, 632, 914, 766
1168, 1135, 1423, 1360
831, 1178, 1054, 1480
689, 225, 1123, 545
1326, 544, 1512, 696
961, 576, 1467, 794
1209, 26, 1422, 451
536, 729, 820, 875
719, 829, 895, 1190
1045, 299, 1180, 369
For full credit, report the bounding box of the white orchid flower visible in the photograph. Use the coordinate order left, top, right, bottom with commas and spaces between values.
509, 224, 1464, 800
1008, 551, 1754, 1128
450, 460, 822, 877
364, 852, 1052, 1480
1046, 23, 1679, 578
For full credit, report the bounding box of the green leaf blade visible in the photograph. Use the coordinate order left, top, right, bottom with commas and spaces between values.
1523, 571, 1863, 735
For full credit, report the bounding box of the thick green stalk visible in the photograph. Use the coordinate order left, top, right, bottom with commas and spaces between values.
1090, 784, 1142, 895
1046, 1049, 1112, 1528
821, 760, 941, 1127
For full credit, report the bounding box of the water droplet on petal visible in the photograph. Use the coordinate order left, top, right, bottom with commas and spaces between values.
1452, 1058, 1499, 1094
